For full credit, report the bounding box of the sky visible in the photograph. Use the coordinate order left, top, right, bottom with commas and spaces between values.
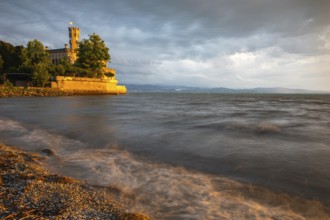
0, 0, 329, 91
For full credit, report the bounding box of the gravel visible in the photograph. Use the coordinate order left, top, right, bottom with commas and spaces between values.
0, 144, 150, 220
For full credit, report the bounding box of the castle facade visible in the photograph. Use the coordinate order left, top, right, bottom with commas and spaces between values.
46, 26, 79, 64
48, 26, 126, 94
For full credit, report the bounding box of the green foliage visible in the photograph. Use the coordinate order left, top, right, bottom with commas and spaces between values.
3, 80, 13, 88
75, 33, 111, 78
0, 54, 3, 82
13, 65, 34, 74
49, 57, 79, 77
24, 39, 51, 67
0, 54, 3, 71
1, 33, 114, 86
15, 46, 27, 67
0, 41, 16, 73
104, 70, 114, 78
58, 57, 73, 76
19, 39, 52, 86
55, 64, 66, 76
58, 57, 70, 69
0, 41, 25, 74
32, 63, 50, 87
64, 65, 78, 77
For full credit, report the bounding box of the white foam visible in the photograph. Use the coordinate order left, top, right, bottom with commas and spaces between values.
0, 118, 85, 154
257, 122, 281, 133
0, 118, 27, 132
0, 118, 328, 219
59, 147, 329, 219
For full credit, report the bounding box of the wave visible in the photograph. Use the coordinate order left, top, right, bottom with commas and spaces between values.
0, 117, 85, 154
256, 123, 281, 134
0, 118, 27, 133
59, 147, 329, 220
195, 121, 282, 135
0, 117, 329, 219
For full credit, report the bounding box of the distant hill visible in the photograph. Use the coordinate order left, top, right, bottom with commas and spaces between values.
125, 84, 329, 94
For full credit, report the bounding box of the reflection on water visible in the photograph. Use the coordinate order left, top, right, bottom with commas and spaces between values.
0, 94, 329, 219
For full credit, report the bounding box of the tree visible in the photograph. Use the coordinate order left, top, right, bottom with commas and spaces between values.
15, 46, 27, 68
22, 39, 51, 86
75, 33, 111, 78
0, 41, 24, 73
58, 57, 74, 76
32, 63, 50, 87
0, 54, 3, 73
0, 41, 27, 83
24, 39, 51, 67
55, 64, 65, 76
0, 54, 3, 83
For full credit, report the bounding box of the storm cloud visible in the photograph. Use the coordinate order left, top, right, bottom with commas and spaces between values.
0, 0, 329, 90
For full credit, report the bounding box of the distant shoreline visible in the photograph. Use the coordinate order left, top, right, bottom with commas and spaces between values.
0, 86, 124, 97
124, 84, 330, 94
0, 143, 149, 219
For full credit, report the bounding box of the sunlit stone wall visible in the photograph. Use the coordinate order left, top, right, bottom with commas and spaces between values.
51, 76, 126, 94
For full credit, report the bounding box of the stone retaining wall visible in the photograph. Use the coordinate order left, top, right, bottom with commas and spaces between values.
51, 76, 126, 94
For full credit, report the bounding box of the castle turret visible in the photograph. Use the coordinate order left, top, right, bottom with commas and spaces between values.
68, 26, 80, 51
68, 26, 80, 63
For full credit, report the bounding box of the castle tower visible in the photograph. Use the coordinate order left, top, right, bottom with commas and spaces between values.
68, 26, 80, 63
68, 26, 80, 50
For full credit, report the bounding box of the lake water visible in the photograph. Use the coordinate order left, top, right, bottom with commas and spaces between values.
0, 93, 329, 219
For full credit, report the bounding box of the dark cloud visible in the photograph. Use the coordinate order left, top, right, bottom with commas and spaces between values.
110, 0, 330, 36
2, 0, 328, 50
0, 0, 329, 90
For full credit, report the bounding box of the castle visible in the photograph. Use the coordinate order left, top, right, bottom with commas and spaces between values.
46, 26, 79, 65
48, 26, 126, 94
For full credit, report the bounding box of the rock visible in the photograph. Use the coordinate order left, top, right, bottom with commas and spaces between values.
41, 149, 55, 156
124, 212, 150, 220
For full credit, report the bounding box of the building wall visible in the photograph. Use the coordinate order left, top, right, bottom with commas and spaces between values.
68, 27, 79, 64
48, 51, 68, 64
51, 76, 126, 94
46, 26, 126, 95
69, 27, 79, 51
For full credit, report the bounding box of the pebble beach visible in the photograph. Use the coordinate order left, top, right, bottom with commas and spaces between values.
0, 144, 149, 220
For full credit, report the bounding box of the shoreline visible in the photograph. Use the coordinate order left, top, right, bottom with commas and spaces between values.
1, 143, 330, 219
0, 86, 125, 97
0, 144, 149, 220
